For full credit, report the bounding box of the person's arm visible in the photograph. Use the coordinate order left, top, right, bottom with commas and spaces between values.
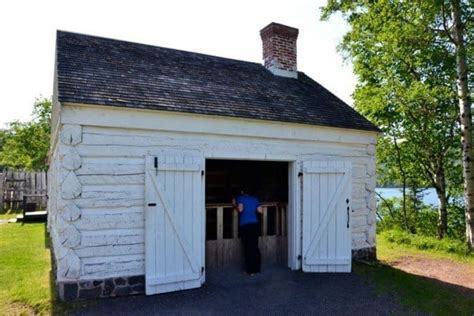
256, 198, 263, 214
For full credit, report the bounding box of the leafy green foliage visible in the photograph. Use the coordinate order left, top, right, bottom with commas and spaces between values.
447, 201, 468, 240
0, 98, 51, 171
377, 196, 437, 234
321, 0, 470, 239
377, 193, 467, 239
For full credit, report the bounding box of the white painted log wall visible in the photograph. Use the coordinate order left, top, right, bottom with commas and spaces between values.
50, 105, 377, 281
48, 124, 83, 281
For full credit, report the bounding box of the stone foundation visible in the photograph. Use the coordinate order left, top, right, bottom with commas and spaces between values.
352, 246, 377, 261
58, 275, 145, 301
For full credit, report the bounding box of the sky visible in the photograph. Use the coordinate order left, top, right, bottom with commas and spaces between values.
0, 0, 356, 126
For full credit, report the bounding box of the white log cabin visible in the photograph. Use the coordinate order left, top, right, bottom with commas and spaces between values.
48, 22, 380, 301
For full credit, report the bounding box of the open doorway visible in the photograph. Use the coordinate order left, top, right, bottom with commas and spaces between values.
205, 159, 289, 269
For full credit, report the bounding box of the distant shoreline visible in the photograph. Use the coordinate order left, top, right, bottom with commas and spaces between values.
376, 188, 463, 207
376, 187, 439, 207
376, 187, 433, 190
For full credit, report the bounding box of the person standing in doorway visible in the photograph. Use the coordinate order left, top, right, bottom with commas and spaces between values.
235, 187, 262, 275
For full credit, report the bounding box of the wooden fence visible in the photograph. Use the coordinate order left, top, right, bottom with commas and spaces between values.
0, 170, 47, 211
205, 202, 288, 268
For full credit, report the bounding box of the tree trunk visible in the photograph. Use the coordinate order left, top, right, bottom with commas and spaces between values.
451, 0, 474, 249
402, 176, 408, 231
410, 184, 420, 213
393, 137, 409, 232
438, 194, 448, 238
435, 168, 448, 238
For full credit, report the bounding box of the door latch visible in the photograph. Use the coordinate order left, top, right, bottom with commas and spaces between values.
347, 206, 350, 228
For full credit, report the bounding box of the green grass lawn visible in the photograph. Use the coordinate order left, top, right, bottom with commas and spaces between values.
0, 222, 52, 314
354, 233, 474, 315
377, 231, 474, 265
0, 222, 88, 315
1, 220, 473, 315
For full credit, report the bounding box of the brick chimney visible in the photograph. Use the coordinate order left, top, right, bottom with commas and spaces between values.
260, 22, 299, 78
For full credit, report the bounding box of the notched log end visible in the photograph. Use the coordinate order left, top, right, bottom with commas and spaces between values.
60, 125, 82, 146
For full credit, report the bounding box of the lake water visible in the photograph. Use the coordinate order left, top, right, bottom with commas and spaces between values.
376, 188, 439, 207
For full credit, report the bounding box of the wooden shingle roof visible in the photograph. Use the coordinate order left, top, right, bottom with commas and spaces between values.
56, 31, 380, 132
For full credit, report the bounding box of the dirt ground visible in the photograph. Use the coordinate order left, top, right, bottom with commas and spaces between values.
388, 255, 474, 292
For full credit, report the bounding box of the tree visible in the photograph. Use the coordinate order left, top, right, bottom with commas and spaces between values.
0, 129, 7, 154
0, 98, 51, 171
448, 0, 474, 249
321, 0, 464, 239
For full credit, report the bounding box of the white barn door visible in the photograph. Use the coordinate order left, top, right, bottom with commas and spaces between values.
301, 161, 352, 272
145, 154, 205, 295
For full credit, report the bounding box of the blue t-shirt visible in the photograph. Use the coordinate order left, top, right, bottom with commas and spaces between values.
236, 195, 260, 226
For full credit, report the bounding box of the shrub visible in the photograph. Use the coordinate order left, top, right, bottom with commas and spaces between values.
376, 195, 465, 241
379, 229, 470, 255
384, 229, 412, 245
446, 201, 466, 241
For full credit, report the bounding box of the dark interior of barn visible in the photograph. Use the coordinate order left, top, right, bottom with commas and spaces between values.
205, 159, 288, 203
205, 159, 289, 268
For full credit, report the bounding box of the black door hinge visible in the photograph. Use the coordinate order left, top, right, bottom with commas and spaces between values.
298, 172, 303, 177
297, 255, 302, 261
201, 266, 205, 274
201, 170, 205, 176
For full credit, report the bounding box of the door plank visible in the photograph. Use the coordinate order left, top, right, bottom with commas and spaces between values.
318, 161, 328, 273
173, 156, 185, 278
157, 163, 201, 171
304, 166, 349, 174
304, 258, 351, 265
302, 162, 312, 271
157, 156, 167, 279
147, 272, 201, 285
164, 156, 176, 278
183, 156, 194, 274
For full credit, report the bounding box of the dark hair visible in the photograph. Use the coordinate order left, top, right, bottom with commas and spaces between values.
240, 186, 250, 194
242, 185, 259, 195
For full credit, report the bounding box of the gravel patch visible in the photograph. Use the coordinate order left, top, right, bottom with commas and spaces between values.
71, 264, 408, 316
